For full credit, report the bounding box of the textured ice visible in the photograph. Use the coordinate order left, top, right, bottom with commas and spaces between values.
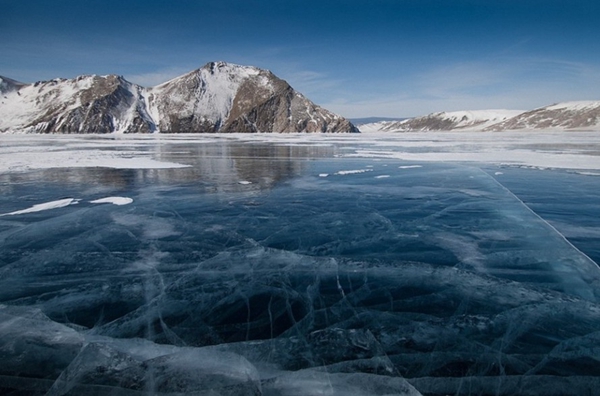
0, 305, 84, 379
46, 343, 261, 396
0, 140, 599, 395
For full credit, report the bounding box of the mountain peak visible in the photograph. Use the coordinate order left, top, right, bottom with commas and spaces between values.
148, 62, 356, 133
198, 61, 263, 81
202, 61, 261, 73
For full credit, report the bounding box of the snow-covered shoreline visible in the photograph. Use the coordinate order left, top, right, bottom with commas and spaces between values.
1, 131, 599, 173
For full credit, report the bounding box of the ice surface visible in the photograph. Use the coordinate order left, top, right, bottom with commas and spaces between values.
261, 370, 421, 396
46, 342, 261, 396
0, 138, 600, 395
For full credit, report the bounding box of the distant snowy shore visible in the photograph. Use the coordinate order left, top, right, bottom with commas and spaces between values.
1, 131, 599, 173
357, 101, 600, 132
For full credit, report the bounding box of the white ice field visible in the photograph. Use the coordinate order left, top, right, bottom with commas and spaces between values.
1, 131, 599, 174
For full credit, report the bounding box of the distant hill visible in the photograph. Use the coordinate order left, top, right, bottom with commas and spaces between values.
486, 101, 600, 131
349, 117, 408, 125
359, 103, 600, 132
359, 110, 524, 132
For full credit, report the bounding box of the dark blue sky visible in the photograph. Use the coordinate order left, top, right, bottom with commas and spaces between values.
2, 0, 599, 117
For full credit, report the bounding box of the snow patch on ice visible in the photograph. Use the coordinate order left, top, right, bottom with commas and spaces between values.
0, 198, 79, 216
335, 169, 373, 175
576, 171, 600, 176
0, 148, 190, 173
90, 197, 133, 206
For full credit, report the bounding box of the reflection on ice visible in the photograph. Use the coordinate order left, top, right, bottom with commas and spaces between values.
0, 150, 599, 395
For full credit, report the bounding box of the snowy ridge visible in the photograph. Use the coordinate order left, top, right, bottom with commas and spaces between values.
545, 101, 600, 111
0, 62, 357, 134
359, 109, 524, 132
359, 101, 600, 133
432, 109, 525, 129
487, 100, 600, 131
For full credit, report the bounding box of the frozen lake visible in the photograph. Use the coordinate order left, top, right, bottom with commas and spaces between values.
1, 132, 600, 395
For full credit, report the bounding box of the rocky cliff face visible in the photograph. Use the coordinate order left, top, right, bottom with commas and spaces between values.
0, 62, 357, 134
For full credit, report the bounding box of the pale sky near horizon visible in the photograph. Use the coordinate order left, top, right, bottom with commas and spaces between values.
2, 0, 599, 118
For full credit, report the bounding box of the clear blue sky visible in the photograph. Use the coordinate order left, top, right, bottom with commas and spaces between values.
2, 0, 599, 117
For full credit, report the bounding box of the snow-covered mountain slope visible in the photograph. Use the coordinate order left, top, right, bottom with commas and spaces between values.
359, 110, 524, 132
0, 74, 156, 133
146, 62, 357, 133
485, 101, 600, 131
0, 62, 358, 134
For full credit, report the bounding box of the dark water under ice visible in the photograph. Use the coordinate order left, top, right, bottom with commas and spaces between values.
1, 141, 600, 396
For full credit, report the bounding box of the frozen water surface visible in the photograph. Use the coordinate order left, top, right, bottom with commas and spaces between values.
0, 134, 600, 395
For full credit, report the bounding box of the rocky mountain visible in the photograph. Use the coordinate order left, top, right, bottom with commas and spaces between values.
485, 101, 600, 131
0, 62, 358, 134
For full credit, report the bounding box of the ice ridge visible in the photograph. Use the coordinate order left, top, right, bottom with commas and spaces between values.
485, 168, 600, 301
